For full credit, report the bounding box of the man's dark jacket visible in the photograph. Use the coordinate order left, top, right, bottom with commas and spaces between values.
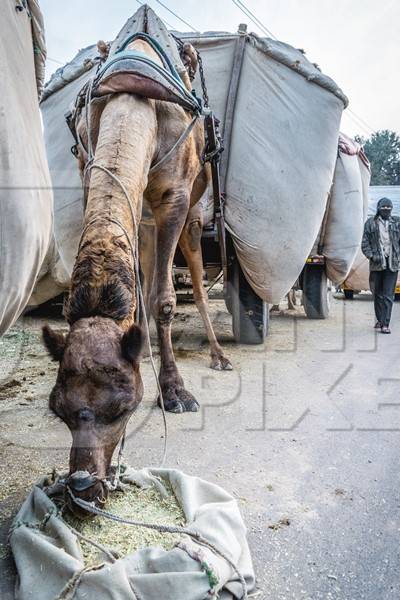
361, 215, 400, 271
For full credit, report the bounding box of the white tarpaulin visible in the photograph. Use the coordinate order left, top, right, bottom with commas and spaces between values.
36, 6, 347, 305
203, 35, 345, 303
0, 0, 52, 335
312, 134, 371, 285
28, 0, 47, 100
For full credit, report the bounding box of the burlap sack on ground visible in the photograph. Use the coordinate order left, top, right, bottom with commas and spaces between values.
10, 468, 255, 600
0, 0, 52, 334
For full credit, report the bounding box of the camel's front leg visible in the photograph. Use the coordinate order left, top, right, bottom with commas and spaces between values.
138, 222, 156, 319
179, 217, 233, 371
151, 191, 199, 413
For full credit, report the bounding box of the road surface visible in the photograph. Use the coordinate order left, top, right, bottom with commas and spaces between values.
1, 292, 399, 599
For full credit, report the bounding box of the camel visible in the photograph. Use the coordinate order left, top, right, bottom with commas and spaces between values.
42, 33, 230, 513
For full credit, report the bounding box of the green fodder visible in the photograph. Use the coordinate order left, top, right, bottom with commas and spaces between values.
63, 484, 185, 566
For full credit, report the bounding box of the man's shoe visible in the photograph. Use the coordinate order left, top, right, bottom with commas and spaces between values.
381, 326, 391, 334
374, 322, 382, 329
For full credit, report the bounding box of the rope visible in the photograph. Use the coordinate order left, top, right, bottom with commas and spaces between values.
149, 115, 198, 172
79, 58, 205, 469
206, 270, 223, 295
78, 66, 177, 469
54, 563, 106, 600
62, 518, 118, 564
66, 488, 249, 599
84, 163, 168, 468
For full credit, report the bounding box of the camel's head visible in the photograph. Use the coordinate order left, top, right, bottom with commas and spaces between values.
43, 317, 144, 517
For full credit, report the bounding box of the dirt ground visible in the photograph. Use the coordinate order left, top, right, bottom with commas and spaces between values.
1, 291, 399, 599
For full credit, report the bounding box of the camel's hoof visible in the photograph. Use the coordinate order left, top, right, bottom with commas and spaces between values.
158, 388, 199, 413
210, 356, 233, 371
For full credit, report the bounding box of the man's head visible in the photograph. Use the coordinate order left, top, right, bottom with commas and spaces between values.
376, 197, 393, 220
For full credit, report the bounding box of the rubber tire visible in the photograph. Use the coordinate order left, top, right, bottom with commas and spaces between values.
230, 258, 269, 343
344, 289, 354, 300
302, 264, 330, 319
224, 280, 233, 315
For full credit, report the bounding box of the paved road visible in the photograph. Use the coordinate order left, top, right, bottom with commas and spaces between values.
1, 293, 399, 598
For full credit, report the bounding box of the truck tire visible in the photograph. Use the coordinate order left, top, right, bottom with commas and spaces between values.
224, 280, 233, 314
344, 289, 354, 300
230, 258, 269, 343
302, 264, 330, 319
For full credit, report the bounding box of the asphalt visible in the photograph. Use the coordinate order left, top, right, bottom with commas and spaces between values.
1, 292, 399, 599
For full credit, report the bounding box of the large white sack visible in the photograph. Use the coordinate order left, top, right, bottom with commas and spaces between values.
322, 136, 370, 284
343, 252, 370, 291
190, 34, 346, 303
37, 66, 96, 301
37, 13, 347, 305
28, 0, 47, 100
0, 0, 52, 334
323, 153, 363, 284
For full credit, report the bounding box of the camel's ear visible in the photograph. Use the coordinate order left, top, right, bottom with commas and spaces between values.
121, 325, 144, 365
42, 325, 66, 362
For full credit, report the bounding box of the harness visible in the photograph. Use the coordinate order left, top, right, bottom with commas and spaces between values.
93, 32, 202, 115
67, 31, 226, 257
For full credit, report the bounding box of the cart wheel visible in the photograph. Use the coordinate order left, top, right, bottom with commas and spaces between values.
343, 289, 354, 300
224, 280, 233, 314
230, 258, 269, 343
302, 264, 330, 319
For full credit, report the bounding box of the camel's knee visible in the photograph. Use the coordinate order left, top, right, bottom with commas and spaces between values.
154, 296, 176, 322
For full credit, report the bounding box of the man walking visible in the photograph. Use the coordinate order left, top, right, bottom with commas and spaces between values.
361, 197, 400, 333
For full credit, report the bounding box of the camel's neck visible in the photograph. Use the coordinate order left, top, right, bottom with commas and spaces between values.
67, 94, 157, 327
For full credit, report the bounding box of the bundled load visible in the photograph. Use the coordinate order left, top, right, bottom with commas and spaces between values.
35, 5, 347, 306
311, 133, 371, 284
0, 0, 52, 334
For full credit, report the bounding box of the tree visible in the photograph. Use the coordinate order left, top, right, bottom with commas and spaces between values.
355, 130, 400, 185
356, 130, 400, 185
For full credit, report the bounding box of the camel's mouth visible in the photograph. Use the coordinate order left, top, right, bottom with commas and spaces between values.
65, 471, 108, 519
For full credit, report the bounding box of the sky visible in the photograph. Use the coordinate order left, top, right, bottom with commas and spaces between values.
40, 0, 400, 139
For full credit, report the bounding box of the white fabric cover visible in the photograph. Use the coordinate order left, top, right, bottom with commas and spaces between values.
11, 467, 255, 600
310, 136, 371, 285
219, 37, 344, 302
37, 8, 347, 305
324, 152, 370, 284
27, 0, 47, 99
0, 0, 52, 334
343, 155, 379, 292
